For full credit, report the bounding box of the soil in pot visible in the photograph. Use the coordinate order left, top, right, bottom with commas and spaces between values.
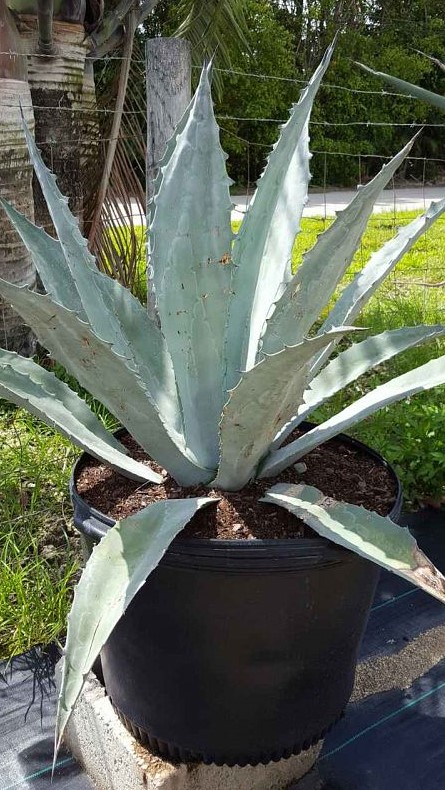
75, 429, 398, 537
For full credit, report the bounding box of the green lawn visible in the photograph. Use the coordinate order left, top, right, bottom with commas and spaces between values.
1, 208, 445, 659
291, 212, 445, 505
0, 407, 78, 659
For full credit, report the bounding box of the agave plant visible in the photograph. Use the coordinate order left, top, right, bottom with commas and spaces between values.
2, 42, 445, 757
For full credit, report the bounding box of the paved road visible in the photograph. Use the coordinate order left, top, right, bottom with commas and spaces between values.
232, 185, 445, 220
118, 185, 445, 226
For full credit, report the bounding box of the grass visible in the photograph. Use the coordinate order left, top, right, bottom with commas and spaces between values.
0, 366, 121, 661
291, 212, 445, 505
0, 407, 79, 660
1, 208, 445, 660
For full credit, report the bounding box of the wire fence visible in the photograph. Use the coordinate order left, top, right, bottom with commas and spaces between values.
1, 49, 445, 352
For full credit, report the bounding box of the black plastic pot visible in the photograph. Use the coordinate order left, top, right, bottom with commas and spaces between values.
71, 430, 402, 767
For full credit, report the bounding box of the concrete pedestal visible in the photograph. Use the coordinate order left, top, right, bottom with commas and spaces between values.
64, 673, 322, 790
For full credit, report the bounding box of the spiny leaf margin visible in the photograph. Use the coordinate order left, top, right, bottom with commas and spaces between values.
55, 495, 216, 758
263, 483, 445, 604
0, 348, 161, 482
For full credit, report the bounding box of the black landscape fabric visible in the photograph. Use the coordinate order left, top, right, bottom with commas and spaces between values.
0, 643, 93, 789
1, 509, 445, 790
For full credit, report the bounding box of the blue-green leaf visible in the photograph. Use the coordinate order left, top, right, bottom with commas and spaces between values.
146, 91, 195, 320
214, 327, 361, 490
147, 89, 195, 230
260, 354, 445, 478
310, 197, 445, 375
356, 62, 445, 112
0, 279, 210, 485
263, 483, 445, 603
0, 349, 160, 482
0, 198, 182, 432
150, 63, 234, 469
55, 496, 216, 757
21, 114, 130, 353
274, 324, 445, 448
261, 135, 418, 355
224, 40, 336, 388
0, 198, 85, 316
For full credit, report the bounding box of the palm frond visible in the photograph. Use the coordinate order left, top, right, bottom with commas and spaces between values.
84, 36, 146, 294
174, 0, 249, 95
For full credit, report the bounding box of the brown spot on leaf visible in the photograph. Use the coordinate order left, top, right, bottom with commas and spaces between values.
242, 442, 255, 458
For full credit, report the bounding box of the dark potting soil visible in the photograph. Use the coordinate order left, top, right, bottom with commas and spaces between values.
75, 431, 397, 540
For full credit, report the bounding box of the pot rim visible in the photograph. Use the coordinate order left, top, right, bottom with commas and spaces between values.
70, 423, 403, 558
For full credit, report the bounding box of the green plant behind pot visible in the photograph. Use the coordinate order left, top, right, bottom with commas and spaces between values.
2, 43, 445, 755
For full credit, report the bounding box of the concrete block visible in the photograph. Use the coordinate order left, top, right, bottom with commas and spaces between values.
64, 673, 321, 790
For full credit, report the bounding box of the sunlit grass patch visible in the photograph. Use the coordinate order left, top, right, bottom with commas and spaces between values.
0, 408, 80, 660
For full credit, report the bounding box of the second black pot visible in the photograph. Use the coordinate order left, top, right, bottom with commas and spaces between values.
71, 431, 402, 767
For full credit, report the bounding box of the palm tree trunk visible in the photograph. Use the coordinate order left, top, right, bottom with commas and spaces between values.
0, 3, 36, 353
0, 81, 36, 352
16, 13, 88, 232
81, 56, 101, 240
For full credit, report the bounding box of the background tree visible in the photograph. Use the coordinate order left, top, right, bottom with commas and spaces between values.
0, 1, 35, 352
209, 0, 445, 187
213, 0, 297, 189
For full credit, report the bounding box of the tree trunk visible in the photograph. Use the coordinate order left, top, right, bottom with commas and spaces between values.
16, 14, 88, 232
81, 56, 100, 238
0, 2, 36, 353
0, 78, 36, 353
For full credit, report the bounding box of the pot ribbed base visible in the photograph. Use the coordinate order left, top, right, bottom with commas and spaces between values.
112, 702, 343, 767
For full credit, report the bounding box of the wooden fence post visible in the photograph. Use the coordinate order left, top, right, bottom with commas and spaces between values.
146, 37, 191, 201
145, 37, 191, 317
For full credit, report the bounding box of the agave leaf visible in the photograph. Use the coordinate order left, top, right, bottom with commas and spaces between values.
274, 324, 445, 448
0, 349, 160, 483
0, 279, 210, 485
150, 63, 234, 468
263, 483, 445, 603
260, 354, 445, 478
224, 40, 336, 389
321, 198, 445, 334
311, 197, 445, 375
0, 198, 85, 317
21, 114, 131, 355
356, 62, 445, 112
214, 327, 361, 490
0, 199, 182, 431
147, 90, 195, 228
261, 135, 418, 355
91, 274, 183, 433
412, 49, 445, 74
55, 495, 215, 757
146, 92, 195, 319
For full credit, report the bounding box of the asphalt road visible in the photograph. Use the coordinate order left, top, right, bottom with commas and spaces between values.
121, 185, 445, 226
231, 185, 445, 220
